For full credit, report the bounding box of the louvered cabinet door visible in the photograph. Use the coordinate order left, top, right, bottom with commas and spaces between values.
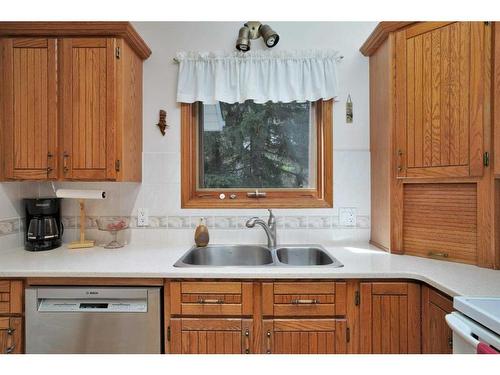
170, 318, 253, 354
395, 22, 486, 178
359, 282, 421, 354
262, 319, 347, 354
1, 38, 57, 180
60, 38, 117, 180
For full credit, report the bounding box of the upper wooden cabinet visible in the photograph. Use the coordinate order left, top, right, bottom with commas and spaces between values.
1, 38, 57, 180
365, 21, 499, 269
395, 22, 486, 178
0, 22, 150, 181
60, 38, 117, 180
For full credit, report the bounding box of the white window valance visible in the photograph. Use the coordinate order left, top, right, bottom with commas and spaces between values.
175, 50, 340, 104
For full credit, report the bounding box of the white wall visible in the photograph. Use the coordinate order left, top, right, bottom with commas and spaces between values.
0, 21, 377, 250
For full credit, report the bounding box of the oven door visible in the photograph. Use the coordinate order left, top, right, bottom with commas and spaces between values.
446, 312, 500, 354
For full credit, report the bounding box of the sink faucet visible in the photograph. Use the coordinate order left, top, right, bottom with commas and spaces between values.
246, 209, 277, 248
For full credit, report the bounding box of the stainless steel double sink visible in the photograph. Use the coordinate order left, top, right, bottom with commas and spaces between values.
173, 244, 343, 268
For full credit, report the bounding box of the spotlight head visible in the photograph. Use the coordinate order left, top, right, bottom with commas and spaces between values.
236, 26, 251, 52
260, 24, 279, 48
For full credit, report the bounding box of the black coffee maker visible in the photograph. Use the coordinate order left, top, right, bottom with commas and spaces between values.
24, 198, 63, 251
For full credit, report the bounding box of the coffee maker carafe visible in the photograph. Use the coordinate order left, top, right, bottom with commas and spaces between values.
24, 198, 63, 251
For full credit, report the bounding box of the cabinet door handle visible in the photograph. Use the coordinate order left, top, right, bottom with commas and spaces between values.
244, 329, 250, 354
63, 152, 70, 173
266, 330, 272, 354
197, 298, 223, 304
428, 251, 449, 258
291, 299, 318, 304
0, 327, 15, 335
5, 345, 15, 354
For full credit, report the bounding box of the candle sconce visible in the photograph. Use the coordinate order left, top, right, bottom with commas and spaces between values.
156, 109, 168, 136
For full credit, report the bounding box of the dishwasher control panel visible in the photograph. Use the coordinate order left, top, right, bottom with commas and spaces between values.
38, 299, 148, 312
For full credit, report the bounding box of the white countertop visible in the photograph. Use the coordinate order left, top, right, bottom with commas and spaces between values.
0, 242, 499, 297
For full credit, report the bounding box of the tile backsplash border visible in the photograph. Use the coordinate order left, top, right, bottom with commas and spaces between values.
0, 218, 21, 237
62, 214, 371, 230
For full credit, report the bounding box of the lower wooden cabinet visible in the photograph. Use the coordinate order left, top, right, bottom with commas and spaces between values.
169, 318, 253, 354
421, 286, 453, 354
359, 282, 421, 353
0, 317, 22, 354
262, 319, 347, 354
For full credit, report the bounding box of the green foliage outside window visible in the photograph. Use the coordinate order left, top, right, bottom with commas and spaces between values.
200, 101, 314, 189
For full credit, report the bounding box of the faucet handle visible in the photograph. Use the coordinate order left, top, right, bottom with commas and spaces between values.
267, 209, 275, 226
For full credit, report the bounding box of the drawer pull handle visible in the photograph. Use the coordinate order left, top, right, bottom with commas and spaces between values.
5, 345, 15, 354
292, 299, 318, 304
7, 328, 15, 335
244, 329, 250, 354
266, 330, 272, 354
428, 252, 449, 258
198, 298, 223, 304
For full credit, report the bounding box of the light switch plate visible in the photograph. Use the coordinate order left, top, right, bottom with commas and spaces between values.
137, 208, 149, 227
339, 207, 357, 227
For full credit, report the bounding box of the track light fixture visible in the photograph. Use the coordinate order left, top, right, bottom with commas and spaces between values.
235, 21, 279, 52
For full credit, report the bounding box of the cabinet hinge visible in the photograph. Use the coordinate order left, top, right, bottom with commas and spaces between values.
115, 159, 121, 172
115, 47, 121, 59
167, 326, 171, 342
354, 290, 360, 306
346, 327, 350, 343
483, 152, 489, 167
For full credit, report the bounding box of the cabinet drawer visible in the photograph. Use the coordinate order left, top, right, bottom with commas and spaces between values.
263, 282, 346, 317
170, 281, 253, 316
0, 281, 23, 315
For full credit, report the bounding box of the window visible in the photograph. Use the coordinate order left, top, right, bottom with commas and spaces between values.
181, 99, 333, 208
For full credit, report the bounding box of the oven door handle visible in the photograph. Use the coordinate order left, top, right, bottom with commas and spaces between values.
446, 314, 480, 348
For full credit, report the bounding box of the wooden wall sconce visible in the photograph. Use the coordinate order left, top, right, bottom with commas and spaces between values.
156, 110, 168, 136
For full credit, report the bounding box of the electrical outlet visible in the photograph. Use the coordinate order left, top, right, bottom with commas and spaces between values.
137, 208, 149, 227
339, 207, 357, 227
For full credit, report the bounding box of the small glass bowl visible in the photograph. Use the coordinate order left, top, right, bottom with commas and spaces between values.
96, 217, 129, 249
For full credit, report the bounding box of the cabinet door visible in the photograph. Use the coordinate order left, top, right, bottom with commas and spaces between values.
395, 22, 486, 178
60, 38, 117, 180
262, 319, 347, 354
170, 318, 252, 354
0, 317, 22, 354
422, 286, 453, 354
360, 282, 421, 353
1, 38, 57, 180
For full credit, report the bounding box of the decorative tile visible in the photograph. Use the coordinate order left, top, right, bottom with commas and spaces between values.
214, 216, 237, 229
168, 216, 191, 229
61, 216, 74, 229
147, 216, 162, 229
190, 216, 215, 229
0, 218, 20, 236
283, 216, 308, 229
356, 215, 370, 229
307, 216, 332, 229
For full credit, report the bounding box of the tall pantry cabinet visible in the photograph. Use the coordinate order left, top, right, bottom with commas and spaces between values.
0, 22, 151, 182
362, 21, 500, 269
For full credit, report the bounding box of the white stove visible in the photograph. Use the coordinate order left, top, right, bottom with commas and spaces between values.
446, 296, 500, 354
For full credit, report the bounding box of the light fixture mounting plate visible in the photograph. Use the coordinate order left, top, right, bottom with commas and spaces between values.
244, 21, 262, 40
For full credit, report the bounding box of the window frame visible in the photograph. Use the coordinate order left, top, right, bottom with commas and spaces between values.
181, 99, 333, 208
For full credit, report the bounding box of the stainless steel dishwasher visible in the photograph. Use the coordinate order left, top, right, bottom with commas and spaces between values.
25, 287, 161, 354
